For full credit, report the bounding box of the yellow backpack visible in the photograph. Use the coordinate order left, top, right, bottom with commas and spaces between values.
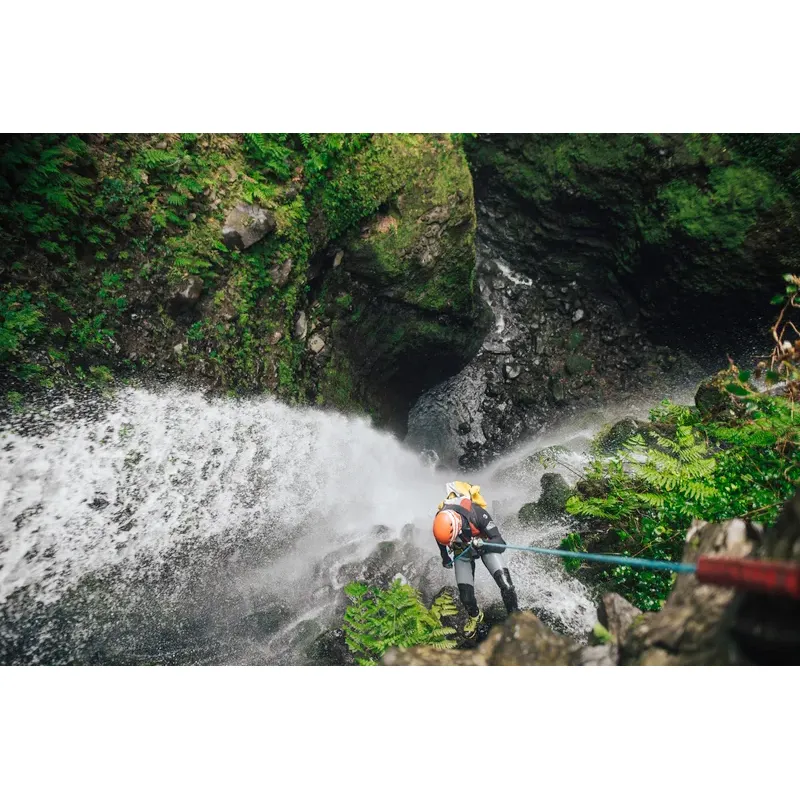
437, 481, 488, 511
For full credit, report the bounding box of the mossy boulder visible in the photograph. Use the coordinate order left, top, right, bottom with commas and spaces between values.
518, 472, 573, 524
564, 353, 593, 376
342, 135, 478, 312
594, 417, 653, 455
694, 371, 743, 419
318, 135, 490, 426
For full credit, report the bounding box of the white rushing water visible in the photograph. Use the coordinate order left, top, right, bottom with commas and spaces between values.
0, 385, 606, 663
1, 387, 443, 603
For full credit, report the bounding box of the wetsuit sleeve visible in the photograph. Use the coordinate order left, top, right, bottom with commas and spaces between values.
438, 542, 451, 563
475, 506, 506, 553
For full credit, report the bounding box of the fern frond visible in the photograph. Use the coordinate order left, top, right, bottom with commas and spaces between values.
342, 579, 457, 664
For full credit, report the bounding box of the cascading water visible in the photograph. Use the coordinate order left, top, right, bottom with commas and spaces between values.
0, 385, 603, 665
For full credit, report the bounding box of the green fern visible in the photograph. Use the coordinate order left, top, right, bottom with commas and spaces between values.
430, 592, 459, 622
141, 149, 177, 170
243, 133, 294, 180
0, 289, 46, 361
343, 580, 457, 665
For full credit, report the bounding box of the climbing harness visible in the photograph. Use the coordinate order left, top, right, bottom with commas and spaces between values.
452, 545, 477, 564
449, 542, 800, 600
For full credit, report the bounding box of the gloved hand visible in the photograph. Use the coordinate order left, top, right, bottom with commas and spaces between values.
471, 537, 484, 550
442, 557, 453, 569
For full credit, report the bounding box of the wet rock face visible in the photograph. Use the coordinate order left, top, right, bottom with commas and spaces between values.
465, 134, 781, 363
406, 196, 705, 469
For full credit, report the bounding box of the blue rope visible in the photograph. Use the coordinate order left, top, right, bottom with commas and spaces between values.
487, 542, 697, 573
450, 542, 696, 573
451, 545, 474, 564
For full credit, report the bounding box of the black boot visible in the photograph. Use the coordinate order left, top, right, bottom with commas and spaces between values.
492, 568, 519, 614
457, 583, 480, 617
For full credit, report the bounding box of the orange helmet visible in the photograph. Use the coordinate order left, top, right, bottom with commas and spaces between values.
433, 509, 462, 546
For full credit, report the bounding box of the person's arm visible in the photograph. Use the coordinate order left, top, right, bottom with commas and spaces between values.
438, 542, 453, 567
474, 506, 506, 553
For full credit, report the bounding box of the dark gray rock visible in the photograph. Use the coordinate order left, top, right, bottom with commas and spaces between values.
597, 593, 642, 647
168, 276, 204, 313
293, 311, 308, 340
307, 628, 353, 666
695, 372, 741, 419
596, 417, 643, 455
270, 258, 293, 288
549, 376, 567, 403
484, 340, 512, 355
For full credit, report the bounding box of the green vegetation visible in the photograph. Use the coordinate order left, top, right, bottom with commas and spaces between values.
466, 133, 800, 297
563, 275, 800, 610
342, 580, 457, 665
1, 134, 478, 409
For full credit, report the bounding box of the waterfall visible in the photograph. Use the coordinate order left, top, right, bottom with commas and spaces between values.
0, 385, 599, 664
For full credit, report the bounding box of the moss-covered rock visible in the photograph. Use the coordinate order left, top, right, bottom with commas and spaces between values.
694, 370, 744, 419
593, 417, 662, 455
313, 135, 489, 426
466, 133, 800, 350
595, 418, 640, 454
518, 472, 573, 524
564, 353, 593, 376
0, 133, 487, 424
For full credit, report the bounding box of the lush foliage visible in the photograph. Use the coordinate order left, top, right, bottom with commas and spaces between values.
466, 133, 800, 298
0, 133, 474, 406
563, 276, 800, 610
342, 580, 457, 665
565, 393, 800, 609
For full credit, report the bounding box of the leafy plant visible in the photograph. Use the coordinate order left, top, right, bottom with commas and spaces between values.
342, 580, 457, 666
243, 133, 294, 180
0, 289, 45, 361
565, 391, 800, 610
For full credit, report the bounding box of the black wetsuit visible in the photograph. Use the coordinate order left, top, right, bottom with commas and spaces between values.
438, 499, 519, 617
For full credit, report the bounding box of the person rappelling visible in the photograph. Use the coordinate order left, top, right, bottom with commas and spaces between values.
432, 481, 519, 638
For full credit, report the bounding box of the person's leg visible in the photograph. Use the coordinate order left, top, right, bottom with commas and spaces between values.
481, 551, 520, 613
454, 557, 478, 616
